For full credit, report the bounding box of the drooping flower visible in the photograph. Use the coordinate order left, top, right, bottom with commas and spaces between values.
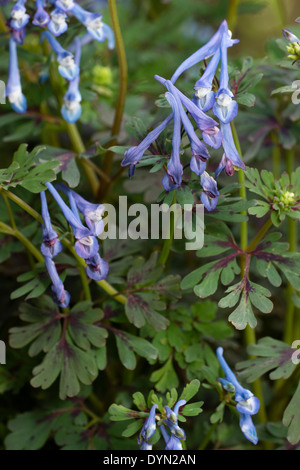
163, 399, 186, 440
202, 126, 223, 150
121, 113, 174, 177
9, 0, 30, 31
162, 92, 183, 191
44, 256, 70, 308
216, 347, 260, 445
200, 171, 219, 211
160, 425, 183, 450
219, 122, 245, 171
40, 31, 79, 81
193, 49, 220, 112
85, 253, 109, 282
61, 37, 82, 123
48, 8, 68, 37
40, 191, 63, 259
138, 404, 158, 449
55, 0, 75, 12
45, 182, 99, 260
55, 183, 105, 237
282, 29, 300, 43
32, 0, 50, 27
71, 3, 115, 48
215, 153, 235, 178
6, 37, 27, 113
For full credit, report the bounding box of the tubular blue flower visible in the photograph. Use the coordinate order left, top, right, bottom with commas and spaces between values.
33, 0, 50, 27
7, 18, 26, 44
213, 34, 238, 124
7, 37, 27, 114
48, 8, 68, 37
85, 254, 109, 281
160, 425, 183, 451
170, 20, 228, 84
121, 113, 174, 177
215, 153, 235, 178
40, 191, 63, 259
55, 183, 105, 237
220, 122, 245, 171
239, 413, 259, 445
282, 29, 300, 43
216, 347, 260, 417
45, 183, 99, 260
155, 74, 217, 131
10, 0, 30, 31
163, 399, 186, 441
55, 0, 74, 12
162, 92, 183, 191
200, 172, 219, 211
139, 440, 152, 450
193, 49, 220, 112
41, 31, 79, 81
139, 404, 158, 443
71, 3, 115, 48
44, 256, 70, 308
61, 37, 82, 123
202, 126, 223, 149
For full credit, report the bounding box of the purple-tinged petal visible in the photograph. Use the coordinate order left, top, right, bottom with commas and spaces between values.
40, 191, 63, 259
203, 126, 223, 149
282, 29, 300, 43
75, 236, 99, 260
200, 172, 219, 211
33, 0, 50, 26
86, 254, 109, 281
44, 257, 70, 308
139, 404, 158, 442
215, 153, 235, 178
220, 122, 245, 170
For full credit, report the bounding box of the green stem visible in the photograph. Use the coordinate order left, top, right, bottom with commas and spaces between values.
198, 422, 218, 450
158, 191, 176, 265
2, 192, 17, 230
100, 0, 128, 197
231, 122, 269, 434
227, 0, 240, 33
283, 148, 297, 344
0, 221, 44, 263
246, 217, 273, 253
271, 133, 281, 179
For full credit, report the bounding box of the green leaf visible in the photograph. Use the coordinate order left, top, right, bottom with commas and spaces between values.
150, 356, 179, 393
283, 379, 300, 445
179, 379, 200, 402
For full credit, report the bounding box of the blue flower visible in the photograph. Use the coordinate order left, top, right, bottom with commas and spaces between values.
55, 0, 75, 12
10, 0, 30, 31
61, 38, 82, 123
6, 37, 27, 113
193, 49, 220, 112
85, 254, 109, 282
45, 183, 99, 260
40, 191, 63, 259
170, 20, 228, 84
121, 113, 173, 177
213, 32, 239, 124
282, 29, 300, 43
200, 172, 219, 211
48, 8, 68, 37
163, 399, 186, 440
139, 440, 152, 450
41, 31, 79, 81
219, 122, 245, 171
160, 425, 183, 450
33, 0, 50, 27
44, 256, 70, 308
138, 404, 158, 445
202, 126, 223, 149
71, 3, 115, 49
215, 153, 235, 178
55, 183, 105, 237
216, 347, 260, 444
162, 92, 183, 191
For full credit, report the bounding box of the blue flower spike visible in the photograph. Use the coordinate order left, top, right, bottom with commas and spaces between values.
40, 191, 63, 259
71, 3, 115, 49
41, 31, 79, 81
216, 347, 260, 445
7, 37, 27, 113
33, 0, 50, 27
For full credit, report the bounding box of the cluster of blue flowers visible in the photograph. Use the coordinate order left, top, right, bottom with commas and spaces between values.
5, 0, 114, 122
40, 182, 108, 308
121, 20, 245, 211
216, 347, 260, 445
138, 400, 187, 450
